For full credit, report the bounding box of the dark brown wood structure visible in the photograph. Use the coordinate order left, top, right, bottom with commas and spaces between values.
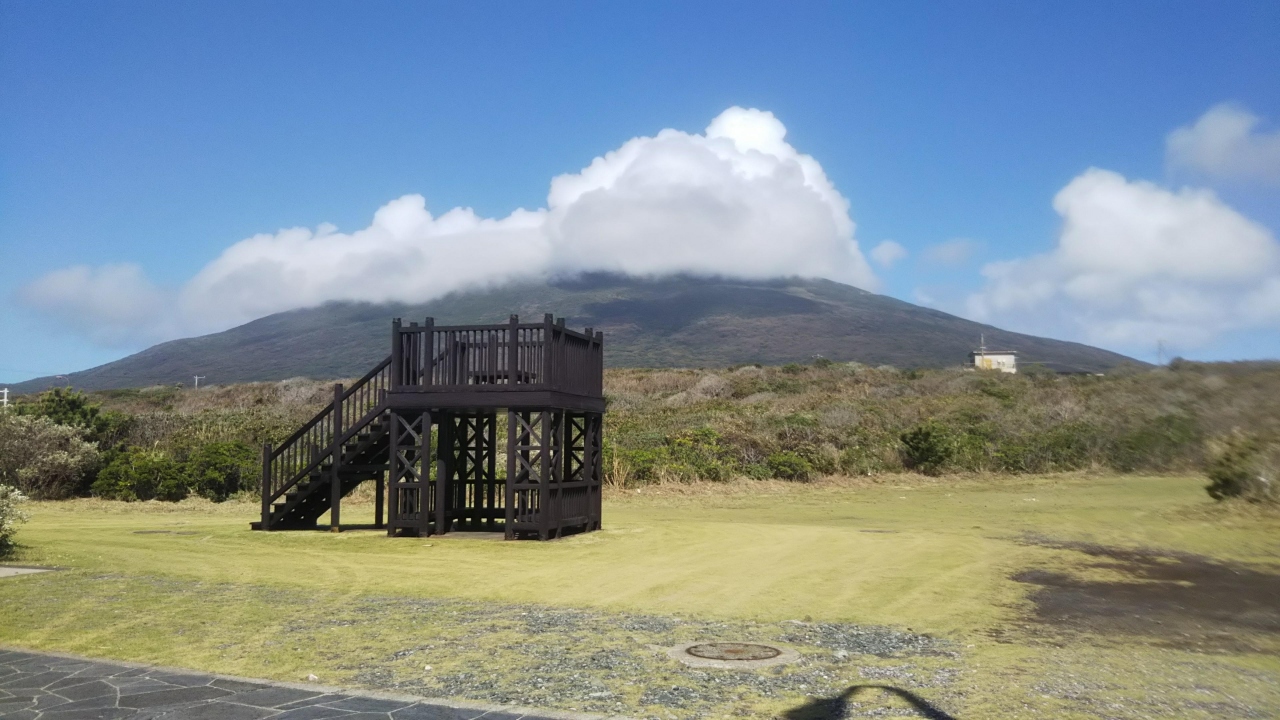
252, 315, 604, 540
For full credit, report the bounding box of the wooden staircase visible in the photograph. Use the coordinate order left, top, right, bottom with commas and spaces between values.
253, 357, 393, 531
252, 315, 606, 539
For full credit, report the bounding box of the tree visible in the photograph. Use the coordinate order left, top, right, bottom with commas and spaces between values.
14, 387, 129, 447
184, 441, 257, 501
0, 413, 101, 499
92, 448, 187, 502
0, 485, 29, 554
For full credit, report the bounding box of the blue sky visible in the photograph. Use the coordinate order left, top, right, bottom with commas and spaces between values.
3, 1, 1279, 383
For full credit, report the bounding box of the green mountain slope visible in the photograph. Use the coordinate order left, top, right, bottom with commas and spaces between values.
9, 275, 1138, 392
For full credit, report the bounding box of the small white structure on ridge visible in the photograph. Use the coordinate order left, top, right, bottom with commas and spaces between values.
970, 335, 1017, 373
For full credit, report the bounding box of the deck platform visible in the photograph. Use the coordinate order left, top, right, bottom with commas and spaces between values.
257, 314, 604, 540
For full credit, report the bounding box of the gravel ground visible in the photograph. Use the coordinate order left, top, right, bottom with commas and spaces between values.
6, 569, 1276, 718
291, 598, 962, 719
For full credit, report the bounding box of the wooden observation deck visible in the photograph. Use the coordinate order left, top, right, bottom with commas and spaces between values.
253, 315, 604, 540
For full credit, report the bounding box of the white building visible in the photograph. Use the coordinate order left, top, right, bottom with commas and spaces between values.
970, 341, 1017, 373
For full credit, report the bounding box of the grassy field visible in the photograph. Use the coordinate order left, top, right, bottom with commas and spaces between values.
3, 473, 1278, 718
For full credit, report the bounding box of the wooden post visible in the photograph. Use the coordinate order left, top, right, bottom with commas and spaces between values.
423, 317, 435, 386
595, 330, 604, 396
330, 383, 343, 533
486, 413, 497, 531
539, 411, 551, 540
387, 411, 399, 537
375, 474, 385, 529
505, 411, 517, 540
260, 443, 272, 530
543, 313, 554, 390
435, 414, 448, 536
416, 411, 431, 537
508, 314, 519, 385
390, 318, 403, 388
592, 413, 603, 530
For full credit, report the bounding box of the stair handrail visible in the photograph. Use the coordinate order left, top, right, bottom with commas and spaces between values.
261, 356, 392, 522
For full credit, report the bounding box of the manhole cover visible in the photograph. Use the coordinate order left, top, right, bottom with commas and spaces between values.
686, 642, 781, 661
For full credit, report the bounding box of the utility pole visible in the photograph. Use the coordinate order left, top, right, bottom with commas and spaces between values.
0, 388, 8, 409
194, 375, 205, 390
1157, 339, 1166, 366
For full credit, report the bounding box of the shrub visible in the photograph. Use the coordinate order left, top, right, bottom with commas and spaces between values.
0, 413, 101, 499
609, 447, 665, 485
1107, 414, 1200, 471
666, 427, 732, 481
838, 443, 891, 475
990, 422, 1101, 474
1205, 434, 1278, 503
900, 421, 954, 475
183, 441, 258, 501
14, 387, 129, 447
0, 484, 29, 554
92, 448, 188, 501
767, 451, 813, 481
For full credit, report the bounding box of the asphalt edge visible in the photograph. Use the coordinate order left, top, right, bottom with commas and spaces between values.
0, 644, 636, 720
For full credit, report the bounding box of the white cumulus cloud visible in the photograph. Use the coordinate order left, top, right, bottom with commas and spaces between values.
870, 240, 907, 269
178, 200, 549, 334
967, 168, 1280, 350
20, 107, 876, 347
1166, 103, 1280, 183
19, 264, 172, 346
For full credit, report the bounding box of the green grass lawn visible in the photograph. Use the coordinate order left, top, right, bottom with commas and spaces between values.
3, 474, 1278, 719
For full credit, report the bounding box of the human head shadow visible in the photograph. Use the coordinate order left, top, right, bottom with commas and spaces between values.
783, 684, 957, 720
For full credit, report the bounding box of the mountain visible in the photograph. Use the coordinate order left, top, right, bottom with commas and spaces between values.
8, 275, 1139, 393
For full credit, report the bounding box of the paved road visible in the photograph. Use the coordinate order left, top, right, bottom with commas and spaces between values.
0, 648, 605, 720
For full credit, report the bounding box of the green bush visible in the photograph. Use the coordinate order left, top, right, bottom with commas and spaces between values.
0, 413, 101, 499
92, 448, 188, 502
1105, 413, 1200, 471
900, 421, 954, 475
666, 427, 732, 481
609, 447, 665, 485
15, 387, 129, 447
62, 360, 1280, 490
0, 484, 29, 554
184, 441, 258, 501
838, 442, 892, 475
1205, 434, 1277, 503
990, 422, 1100, 473
767, 451, 813, 481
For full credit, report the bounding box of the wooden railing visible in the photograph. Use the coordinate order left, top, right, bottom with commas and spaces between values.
260, 356, 392, 525
392, 314, 603, 397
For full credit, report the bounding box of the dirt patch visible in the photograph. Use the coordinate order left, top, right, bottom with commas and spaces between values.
0, 565, 58, 579
1014, 537, 1280, 653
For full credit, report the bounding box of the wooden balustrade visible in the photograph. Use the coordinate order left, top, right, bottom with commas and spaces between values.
261, 356, 391, 513
392, 314, 603, 398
